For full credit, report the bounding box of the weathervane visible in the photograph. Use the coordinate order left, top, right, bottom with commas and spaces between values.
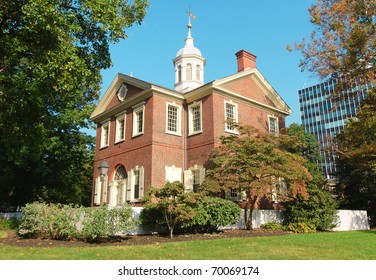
186, 6, 196, 27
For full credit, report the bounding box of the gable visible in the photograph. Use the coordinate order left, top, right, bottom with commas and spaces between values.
90, 74, 152, 122
104, 83, 146, 112
90, 73, 184, 123
213, 68, 292, 115
220, 75, 275, 107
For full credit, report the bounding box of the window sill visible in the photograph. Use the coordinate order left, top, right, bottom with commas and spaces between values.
132, 132, 144, 138
188, 130, 203, 136
225, 129, 239, 135
114, 139, 125, 144
165, 131, 182, 137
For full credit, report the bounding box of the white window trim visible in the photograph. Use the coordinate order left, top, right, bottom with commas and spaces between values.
188, 101, 203, 136
100, 119, 110, 149
224, 100, 239, 134
132, 102, 145, 137
115, 111, 126, 144
184, 165, 205, 192
127, 166, 144, 202
268, 115, 279, 134
165, 102, 182, 136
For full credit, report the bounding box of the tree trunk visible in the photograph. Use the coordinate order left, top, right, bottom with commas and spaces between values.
245, 195, 258, 230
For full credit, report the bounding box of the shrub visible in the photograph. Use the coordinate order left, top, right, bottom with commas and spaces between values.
139, 206, 166, 232
0, 217, 20, 230
18, 202, 138, 241
141, 189, 242, 235
140, 182, 197, 238
261, 222, 286, 230
182, 197, 242, 233
287, 222, 316, 234
80, 204, 138, 241
18, 202, 80, 240
283, 187, 338, 231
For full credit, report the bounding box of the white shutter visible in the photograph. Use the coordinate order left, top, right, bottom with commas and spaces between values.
94, 177, 101, 205
184, 170, 193, 192
121, 179, 127, 204
126, 171, 133, 201
139, 166, 145, 199
199, 167, 206, 185
108, 181, 116, 207
102, 175, 108, 203
165, 165, 182, 183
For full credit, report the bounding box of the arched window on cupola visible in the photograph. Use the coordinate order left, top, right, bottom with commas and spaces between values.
186, 63, 192, 80
178, 65, 182, 83
196, 65, 201, 80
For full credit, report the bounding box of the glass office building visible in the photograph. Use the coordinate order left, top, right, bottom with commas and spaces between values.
298, 79, 371, 180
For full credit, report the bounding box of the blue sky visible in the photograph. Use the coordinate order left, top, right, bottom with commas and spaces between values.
99, 0, 320, 127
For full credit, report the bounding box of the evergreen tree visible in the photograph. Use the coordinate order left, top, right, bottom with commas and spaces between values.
335, 89, 376, 226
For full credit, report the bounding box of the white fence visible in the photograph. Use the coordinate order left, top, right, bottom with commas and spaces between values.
332, 210, 370, 231
1, 208, 370, 233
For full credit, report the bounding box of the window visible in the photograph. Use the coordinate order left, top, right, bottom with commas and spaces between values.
100, 120, 110, 148
230, 188, 238, 199
186, 63, 192, 80
272, 177, 287, 203
192, 169, 200, 192
184, 165, 205, 192
196, 65, 200, 80
225, 101, 238, 133
115, 111, 126, 143
132, 103, 145, 137
268, 116, 279, 134
188, 102, 202, 135
126, 166, 144, 201
133, 170, 140, 199
166, 103, 181, 135
178, 65, 182, 83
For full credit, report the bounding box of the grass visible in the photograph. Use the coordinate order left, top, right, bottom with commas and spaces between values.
1, 230, 376, 260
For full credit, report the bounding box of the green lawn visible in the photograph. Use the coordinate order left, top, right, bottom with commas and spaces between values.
1, 230, 375, 260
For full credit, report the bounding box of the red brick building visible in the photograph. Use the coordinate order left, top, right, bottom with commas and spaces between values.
90, 20, 291, 207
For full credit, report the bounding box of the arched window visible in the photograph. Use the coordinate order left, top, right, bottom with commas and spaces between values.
114, 165, 127, 180
178, 65, 182, 82
196, 65, 200, 80
114, 165, 127, 205
186, 63, 192, 80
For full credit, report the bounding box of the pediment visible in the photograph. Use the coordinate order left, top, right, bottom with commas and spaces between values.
213, 69, 292, 115
90, 74, 152, 122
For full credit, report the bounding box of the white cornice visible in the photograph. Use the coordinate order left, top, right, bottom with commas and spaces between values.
212, 86, 291, 116
90, 74, 185, 123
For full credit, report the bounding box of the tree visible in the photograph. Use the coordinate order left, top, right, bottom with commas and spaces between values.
283, 123, 326, 187
287, 0, 375, 226
140, 181, 197, 239
335, 89, 376, 226
203, 125, 311, 229
282, 124, 338, 231
0, 0, 149, 208
288, 0, 375, 100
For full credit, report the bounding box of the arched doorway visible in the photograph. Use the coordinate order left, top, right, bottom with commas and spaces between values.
109, 165, 127, 206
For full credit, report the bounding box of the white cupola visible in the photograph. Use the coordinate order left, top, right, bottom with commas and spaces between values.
173, 14, 206, 93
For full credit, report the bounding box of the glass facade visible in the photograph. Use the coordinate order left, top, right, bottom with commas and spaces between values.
298, 79, 371, 180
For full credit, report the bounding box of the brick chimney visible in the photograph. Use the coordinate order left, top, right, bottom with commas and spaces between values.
235, 50, 257, 72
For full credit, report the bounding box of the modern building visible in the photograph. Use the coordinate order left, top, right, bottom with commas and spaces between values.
90, 18, 292, 207
298, 79, 371, 180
